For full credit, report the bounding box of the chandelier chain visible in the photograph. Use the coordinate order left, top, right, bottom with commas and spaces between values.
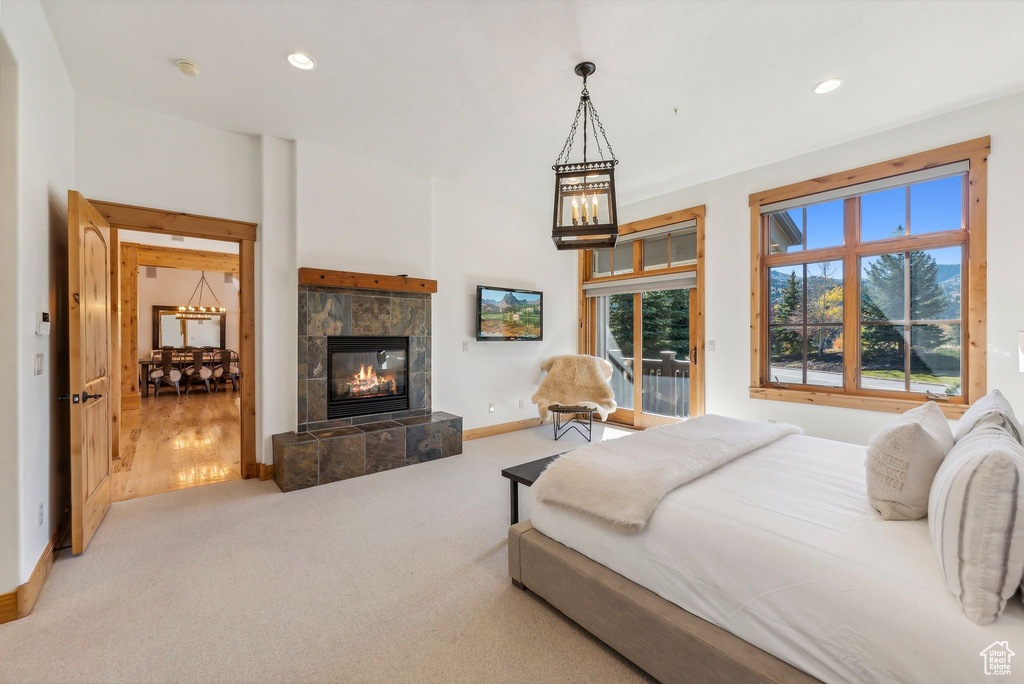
553, 77, 616, 166
554, 100, 585, 167
587, 99, 616, 161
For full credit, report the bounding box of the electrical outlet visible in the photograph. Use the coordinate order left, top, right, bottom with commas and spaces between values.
34, 353, 44, 376
519, 399, 524, 409
488, 402, 495, 413
462, 341, 469, 352
708, 340, 716, 352
38, 503, 43, 526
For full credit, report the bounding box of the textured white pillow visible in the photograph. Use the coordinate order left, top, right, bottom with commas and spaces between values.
953, 389, 1021, 443
928, 423, 1024, 625
865, 402, 953, 520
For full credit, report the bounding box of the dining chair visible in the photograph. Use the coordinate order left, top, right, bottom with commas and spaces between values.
213, 349, 239, 391
149, 349, 182, 396
184, 349, 213, 394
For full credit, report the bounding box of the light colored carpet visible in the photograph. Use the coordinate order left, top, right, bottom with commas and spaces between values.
0, 424, 649, 683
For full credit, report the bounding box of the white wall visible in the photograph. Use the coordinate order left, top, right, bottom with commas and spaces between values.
431, 180, 578, 430
620, 91, 1024, 445
137, 267, 240, 356
295, 140, 432, 278
75, 92, 260, 222
258, 135, 298, 463
0, 0, 76, 590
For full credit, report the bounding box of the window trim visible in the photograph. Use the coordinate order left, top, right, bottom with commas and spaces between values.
749, 137, 989, 418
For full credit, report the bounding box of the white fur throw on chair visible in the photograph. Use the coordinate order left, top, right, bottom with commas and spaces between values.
531, 354, 617, 422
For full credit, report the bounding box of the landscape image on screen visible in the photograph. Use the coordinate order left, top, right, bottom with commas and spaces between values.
478, 288, 541, 339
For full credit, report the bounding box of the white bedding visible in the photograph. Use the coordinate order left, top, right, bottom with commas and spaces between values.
529, 434, 1024, 684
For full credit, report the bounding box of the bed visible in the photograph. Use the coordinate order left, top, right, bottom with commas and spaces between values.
510, 433, 1024, 683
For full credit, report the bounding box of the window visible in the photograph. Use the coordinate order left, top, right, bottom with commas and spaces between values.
750, 138, 988, 416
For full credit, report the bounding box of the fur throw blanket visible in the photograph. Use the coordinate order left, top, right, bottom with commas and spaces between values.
533, 414, 801, 530
532, 355, 617, 421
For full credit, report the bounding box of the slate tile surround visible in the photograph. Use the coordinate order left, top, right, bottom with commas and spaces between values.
274, 282, 462, 493
297, 284, 432, 431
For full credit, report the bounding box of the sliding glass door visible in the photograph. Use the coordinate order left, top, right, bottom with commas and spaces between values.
594, 287, 699, 426
640, 289, 691, 420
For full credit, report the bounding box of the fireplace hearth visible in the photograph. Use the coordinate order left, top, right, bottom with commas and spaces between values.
328, 336, 409, 418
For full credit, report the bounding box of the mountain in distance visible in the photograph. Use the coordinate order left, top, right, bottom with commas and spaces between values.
480, 291, 537, 314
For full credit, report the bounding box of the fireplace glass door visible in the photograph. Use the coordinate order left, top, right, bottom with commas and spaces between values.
327, 336, 409, 418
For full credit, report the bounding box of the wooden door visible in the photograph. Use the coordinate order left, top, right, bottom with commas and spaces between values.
68, 191, 113, 554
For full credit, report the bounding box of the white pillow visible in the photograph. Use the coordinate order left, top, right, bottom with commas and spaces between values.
953, 389, 1021, 443
865, 402, 953, 520
928, 422, 1024, 625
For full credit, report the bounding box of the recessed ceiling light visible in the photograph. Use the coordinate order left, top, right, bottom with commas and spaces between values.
812, 78, 843, 95
175, 59, 201, 77
287, 53, 316, 70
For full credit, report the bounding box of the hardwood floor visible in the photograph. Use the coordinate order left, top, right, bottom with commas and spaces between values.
113, 388, 241, 502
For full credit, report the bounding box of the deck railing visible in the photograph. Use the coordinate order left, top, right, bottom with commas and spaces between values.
607, 350, 690, 418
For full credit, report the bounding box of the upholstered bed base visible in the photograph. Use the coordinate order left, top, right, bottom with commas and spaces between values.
508, 521, 820, 684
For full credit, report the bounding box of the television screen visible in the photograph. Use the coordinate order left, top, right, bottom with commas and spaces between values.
476, 286, 543, 341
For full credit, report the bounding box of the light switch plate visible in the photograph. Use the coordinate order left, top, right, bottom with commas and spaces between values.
462, 341, 469, 352
708, 340, 716, 352
34, 353, 44, 376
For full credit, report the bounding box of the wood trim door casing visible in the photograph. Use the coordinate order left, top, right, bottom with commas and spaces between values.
92, 199, 259, 479
748, 139, 988, 417
239, 240, 257, 479
131, 243, 240, 273
579, 205, 706, 427
87, 200, 257, 242
119, 243, 140, 410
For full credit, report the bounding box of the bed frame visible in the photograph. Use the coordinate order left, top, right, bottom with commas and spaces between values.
509, 521, 820, 684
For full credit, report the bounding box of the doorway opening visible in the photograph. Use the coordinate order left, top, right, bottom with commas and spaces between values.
67, 194, 258, 554
113, 236, 242, 501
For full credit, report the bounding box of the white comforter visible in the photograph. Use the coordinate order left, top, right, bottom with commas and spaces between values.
529, 434, 1024, 684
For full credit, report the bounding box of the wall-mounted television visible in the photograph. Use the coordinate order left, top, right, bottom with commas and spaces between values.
476, 286, 543, 341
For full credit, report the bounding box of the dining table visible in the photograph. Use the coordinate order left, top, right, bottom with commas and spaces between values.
139, 351, 238, 397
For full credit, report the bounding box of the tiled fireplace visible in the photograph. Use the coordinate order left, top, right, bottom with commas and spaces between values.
273, 276, 462, 493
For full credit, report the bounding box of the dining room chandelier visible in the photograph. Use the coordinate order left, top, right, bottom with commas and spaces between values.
176, 270, 226, 320
550, 61, 619, 251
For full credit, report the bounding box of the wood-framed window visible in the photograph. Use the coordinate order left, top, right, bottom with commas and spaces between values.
749, 138, 989, 418
577, 205, 706, 427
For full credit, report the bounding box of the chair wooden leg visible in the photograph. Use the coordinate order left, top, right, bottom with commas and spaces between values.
204, 379, 211, 393
174, 380, 180, 397
231, 374, 237, 391
154, 381, 159, 397
186, 377, 192, 395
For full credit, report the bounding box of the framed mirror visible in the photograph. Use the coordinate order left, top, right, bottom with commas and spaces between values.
152, 305, 227, 349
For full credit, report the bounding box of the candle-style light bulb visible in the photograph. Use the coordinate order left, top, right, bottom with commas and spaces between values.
592, 195, 599, 224
571, 198, 579, 225
581, 193, 589, 222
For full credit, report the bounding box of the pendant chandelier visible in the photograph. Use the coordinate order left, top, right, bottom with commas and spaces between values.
176, 270, 226, 320
551, 61, 619, 251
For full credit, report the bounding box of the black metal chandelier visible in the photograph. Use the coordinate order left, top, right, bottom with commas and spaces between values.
550, 62, 619, 251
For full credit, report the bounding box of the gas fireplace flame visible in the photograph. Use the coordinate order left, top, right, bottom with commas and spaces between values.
347, 364, 396, 397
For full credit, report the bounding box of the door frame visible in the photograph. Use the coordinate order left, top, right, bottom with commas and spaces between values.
89, 199, 260, 479
577, 205, 705, 428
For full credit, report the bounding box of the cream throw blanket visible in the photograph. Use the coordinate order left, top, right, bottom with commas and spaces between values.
531, 354, 617, 421
533, 414, 801, 530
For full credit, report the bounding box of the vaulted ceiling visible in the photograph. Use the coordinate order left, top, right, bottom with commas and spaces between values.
41, 0, 1024, 206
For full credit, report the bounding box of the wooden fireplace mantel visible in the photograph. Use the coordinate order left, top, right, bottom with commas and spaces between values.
298, 267, 437, 294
